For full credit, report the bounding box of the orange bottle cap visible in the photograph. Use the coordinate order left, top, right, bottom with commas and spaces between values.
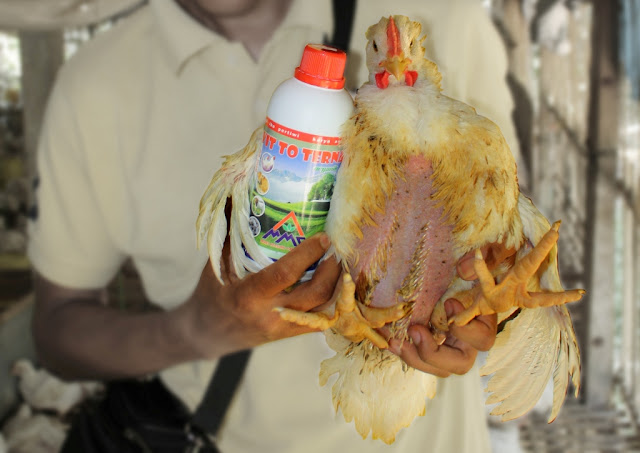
294, 44, 346, 89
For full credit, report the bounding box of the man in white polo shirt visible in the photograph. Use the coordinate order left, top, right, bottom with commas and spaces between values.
28, 0, 520, 451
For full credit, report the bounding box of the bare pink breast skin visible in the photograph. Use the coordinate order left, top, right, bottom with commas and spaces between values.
349, 155, 455, 326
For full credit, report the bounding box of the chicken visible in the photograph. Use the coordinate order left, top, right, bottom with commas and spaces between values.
12, 359, 102, 416
196, 15, 584, 444
1, 404, 67, 453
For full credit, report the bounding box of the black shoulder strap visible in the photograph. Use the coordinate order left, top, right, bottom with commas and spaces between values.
325, 0, 357, 52
191, 350, 252, 437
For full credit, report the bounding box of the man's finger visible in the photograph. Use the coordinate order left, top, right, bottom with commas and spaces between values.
445, 299, 497, 351
457, 247, 489, 280
388, 335, 451, 378
283, 255, 341, 312
389, 324, 476, 376
409, 325, 477, 375
457, 243, 516, 281
245, 233, 332, 298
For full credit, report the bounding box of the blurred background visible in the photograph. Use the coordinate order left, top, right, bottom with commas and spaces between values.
0, 0, 638, 451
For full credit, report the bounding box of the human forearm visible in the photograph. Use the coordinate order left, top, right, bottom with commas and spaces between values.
32, 282, 199, 380
32, 234, 341, 381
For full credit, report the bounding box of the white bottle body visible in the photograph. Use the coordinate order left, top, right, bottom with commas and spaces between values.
267, 77, 354, 136
247, 77, 353, 276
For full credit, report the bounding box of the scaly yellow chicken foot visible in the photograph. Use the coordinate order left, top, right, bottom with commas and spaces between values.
276, 273, 410, 349
448, 222, 585, 327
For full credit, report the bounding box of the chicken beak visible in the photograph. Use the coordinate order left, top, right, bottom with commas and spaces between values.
380, 55, 411, 82
380, 15, 412, 83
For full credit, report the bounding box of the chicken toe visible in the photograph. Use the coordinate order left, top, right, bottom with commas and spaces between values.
276, 273, 410, 349
449, 222, 584, 326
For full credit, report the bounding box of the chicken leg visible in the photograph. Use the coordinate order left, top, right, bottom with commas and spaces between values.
276, 273, 410, 349
447, 222, 585, 327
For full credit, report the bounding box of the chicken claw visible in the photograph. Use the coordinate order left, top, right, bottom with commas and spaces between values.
275, 273, 410, 349
449, 222, 585, 327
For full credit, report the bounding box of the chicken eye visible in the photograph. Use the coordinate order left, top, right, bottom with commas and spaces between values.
410, 40, 414, 48
373, 41, 378, 52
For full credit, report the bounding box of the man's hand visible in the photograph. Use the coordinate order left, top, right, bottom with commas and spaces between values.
31, 234, 339, 381
457, 242, 516, 281
387, 302, 496, 377
386, 244, 515, 377
182, 233, 341, 359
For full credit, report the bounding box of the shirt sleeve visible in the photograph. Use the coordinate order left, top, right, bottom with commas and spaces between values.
27, 67, 126, 289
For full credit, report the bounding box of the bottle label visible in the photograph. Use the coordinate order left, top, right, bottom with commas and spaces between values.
248, 117, 343, 260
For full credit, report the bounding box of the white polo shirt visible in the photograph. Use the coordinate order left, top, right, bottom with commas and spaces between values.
29, 0, 519, 451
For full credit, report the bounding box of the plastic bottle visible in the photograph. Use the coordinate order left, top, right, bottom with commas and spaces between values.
248, 44, 353, 276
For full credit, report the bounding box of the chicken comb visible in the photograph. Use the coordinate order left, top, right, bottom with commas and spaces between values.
386, 16, 401, 57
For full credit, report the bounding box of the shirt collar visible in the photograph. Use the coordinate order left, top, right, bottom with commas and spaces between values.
151, 0, 332, 75
151, 0, 220, 74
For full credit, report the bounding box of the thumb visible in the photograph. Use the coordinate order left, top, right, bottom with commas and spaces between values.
247, 233, 332, 297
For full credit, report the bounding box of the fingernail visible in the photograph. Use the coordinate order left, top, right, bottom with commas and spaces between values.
410, 330, 422, 346
458, 259, 475, 280
319, 233, 331, 249
445, 299, 455, 318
